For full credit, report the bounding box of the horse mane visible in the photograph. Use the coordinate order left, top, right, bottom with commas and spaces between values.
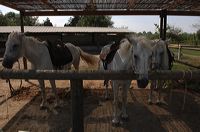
24, 35, 46, 46
119, 38, 132, 51
126, 34, 153, 49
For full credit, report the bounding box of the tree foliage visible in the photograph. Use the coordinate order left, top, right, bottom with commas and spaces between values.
43, 17, 53, 26
138, 24, 198, 45
0, 11, 39, 26
64, 16, 81, 26
64, 16, 113, 27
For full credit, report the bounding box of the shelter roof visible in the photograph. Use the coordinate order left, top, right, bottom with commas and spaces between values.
0, 26, 133, 34
0, 0, 199, 16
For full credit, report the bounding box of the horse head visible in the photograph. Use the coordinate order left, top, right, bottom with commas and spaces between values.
127, 35, 153, 88
2, 32, 25, 69
152, 40, 170, 70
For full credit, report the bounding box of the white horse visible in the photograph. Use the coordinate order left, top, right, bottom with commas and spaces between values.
98, 41, 120, 99
148, 39, 173, 104
108, 35, 153, 125
2, 32, 97, 108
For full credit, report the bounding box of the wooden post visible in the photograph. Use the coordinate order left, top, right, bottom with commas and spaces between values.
71, 79, 84, 132
178, 44, 182, 60
20, 11, 27, 70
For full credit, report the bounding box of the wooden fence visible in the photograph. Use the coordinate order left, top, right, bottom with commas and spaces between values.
1, 69, 200, 132
169, 44, 200, 60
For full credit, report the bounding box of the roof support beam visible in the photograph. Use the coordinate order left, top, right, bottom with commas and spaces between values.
23, 10, 200, 16
20, 11, 28, 70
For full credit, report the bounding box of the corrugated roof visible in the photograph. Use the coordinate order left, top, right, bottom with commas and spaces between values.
0, 0, 199, 16
0, 26, 133, 33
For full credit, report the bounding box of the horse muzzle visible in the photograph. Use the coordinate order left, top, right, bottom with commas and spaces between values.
2, 58, 14, 69
137, 79, 149, 88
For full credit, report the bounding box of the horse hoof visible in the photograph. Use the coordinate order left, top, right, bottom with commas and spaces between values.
148, 101, 153, 105
54, 104, 61, 109
105, 96, 109, 100
40, 105, 47, 110
112, 119, 120, 127
121, 115, 129, 122
155, 101, 162, 106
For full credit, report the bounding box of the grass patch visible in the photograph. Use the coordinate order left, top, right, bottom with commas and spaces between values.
170, 48, 200, 56
172, 63, 195, 70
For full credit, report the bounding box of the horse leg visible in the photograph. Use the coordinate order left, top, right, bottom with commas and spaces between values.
38, 80, 47, 109
104, 80, 109, 100
121, 81, 130, 121
73, 55, 80, 71
112, 81, 120, 126
156, 80, 163, 105
148, 81, 154, 104
49, 80, 59, 108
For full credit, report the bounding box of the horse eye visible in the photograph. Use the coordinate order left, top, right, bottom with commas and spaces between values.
13, 44, 18, 49
134, 55, 137, 59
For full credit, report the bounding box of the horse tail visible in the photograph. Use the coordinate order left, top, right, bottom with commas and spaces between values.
77, 47, 99, 66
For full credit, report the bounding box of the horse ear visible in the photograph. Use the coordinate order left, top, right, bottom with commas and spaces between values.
18, 32, 25, 42
125, 34, 137, 46
165, 39, 171, 45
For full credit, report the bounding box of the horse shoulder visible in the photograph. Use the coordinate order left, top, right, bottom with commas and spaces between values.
38, 45, 54, 70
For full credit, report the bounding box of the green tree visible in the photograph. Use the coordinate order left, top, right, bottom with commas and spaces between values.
64, 16, 81, 26
0, 11, 39, 26
65, 16, 113, 27
43, 17, 53, 26
154, 24, 182, 43
0, 11, 8, 26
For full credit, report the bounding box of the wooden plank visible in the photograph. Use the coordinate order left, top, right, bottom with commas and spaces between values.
71, 79, 84, 132
1, 69, 200, 80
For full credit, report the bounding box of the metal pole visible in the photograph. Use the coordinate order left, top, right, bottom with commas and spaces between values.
159, 12, 164, 39
20, 11, 27, 70
71, 79, 84, 132
163, 10, 167, 40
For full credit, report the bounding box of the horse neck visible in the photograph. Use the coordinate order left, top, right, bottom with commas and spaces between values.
161, 45, 169, 70
22, 36, 45, 65
117, 44, 132, 68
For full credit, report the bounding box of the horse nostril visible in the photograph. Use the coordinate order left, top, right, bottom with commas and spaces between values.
2, 59, 14, 69
137, 79, 149, 88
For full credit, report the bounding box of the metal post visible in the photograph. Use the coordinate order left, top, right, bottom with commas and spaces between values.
20, 11, 27, 70
163, 10, 167, 40
159, 12, 164, 39
71, 79, 84, 132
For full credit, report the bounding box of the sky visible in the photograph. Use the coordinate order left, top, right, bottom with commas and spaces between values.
0, 5, 199, 33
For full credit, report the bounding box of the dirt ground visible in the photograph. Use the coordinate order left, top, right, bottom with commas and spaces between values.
0, 58, 200, 132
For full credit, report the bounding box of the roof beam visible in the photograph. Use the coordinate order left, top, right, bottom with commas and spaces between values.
23, 10, 200, 16
23, 10, 161, 16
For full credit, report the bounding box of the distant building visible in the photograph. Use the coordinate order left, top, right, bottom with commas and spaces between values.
0, 26, 133, 55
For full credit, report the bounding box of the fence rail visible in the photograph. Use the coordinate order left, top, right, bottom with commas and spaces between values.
1, 69, 200, 80
1, 69, 200, 132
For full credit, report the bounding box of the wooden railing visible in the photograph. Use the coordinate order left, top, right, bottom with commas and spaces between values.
1, 69, 200, 132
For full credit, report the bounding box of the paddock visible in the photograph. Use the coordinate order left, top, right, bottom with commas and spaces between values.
0, 0, 200, 132
0, 59, 200, 132
1, 79, 200, 132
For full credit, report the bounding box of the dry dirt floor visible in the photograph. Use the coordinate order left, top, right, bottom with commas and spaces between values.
0, 59, 200, 132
